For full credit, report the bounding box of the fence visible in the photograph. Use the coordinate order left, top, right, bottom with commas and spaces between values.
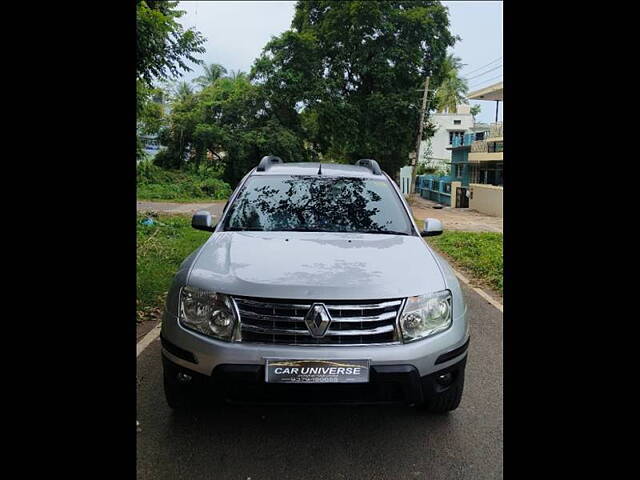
416, 174, 452, 206
469, 183, 503, 217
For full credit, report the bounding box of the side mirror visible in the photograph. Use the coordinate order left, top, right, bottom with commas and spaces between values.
421, 218, 443, 237
192, 210, 216, 232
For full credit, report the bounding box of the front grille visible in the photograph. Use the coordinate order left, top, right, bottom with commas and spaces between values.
233, 297, 404, 345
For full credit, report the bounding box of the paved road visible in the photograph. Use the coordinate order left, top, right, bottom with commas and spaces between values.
137, 282, 503, 479
137, 201, 226, 218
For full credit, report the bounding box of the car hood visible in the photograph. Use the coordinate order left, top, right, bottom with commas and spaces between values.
188, 231, 446, 300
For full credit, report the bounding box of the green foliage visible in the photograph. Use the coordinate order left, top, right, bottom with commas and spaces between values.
174, 80, 195, 102
228, 70, 248, 81
433, 54, 468, 113
251, 1, 456, 175
139, 1, 458, 186
157, 74, 311, 185
427, 231, 503, 293
194, 63, 228, 88
137, 214, 210, 317
136, 1, 205, 161
139, 96, 164, 135
136, 1, 205, 87
137, 160, 232, 201
416, 163, 445, 176
470, 104, 481, 124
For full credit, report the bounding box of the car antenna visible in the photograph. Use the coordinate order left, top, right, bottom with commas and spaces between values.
317, 161, 322, 175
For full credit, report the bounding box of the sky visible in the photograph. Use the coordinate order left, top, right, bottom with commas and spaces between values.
175, 1, 502, 122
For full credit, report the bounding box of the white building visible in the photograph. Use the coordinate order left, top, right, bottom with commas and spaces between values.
418, 105, 474, 171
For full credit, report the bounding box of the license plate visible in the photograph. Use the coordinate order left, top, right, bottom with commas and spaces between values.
265, 359, 370, 384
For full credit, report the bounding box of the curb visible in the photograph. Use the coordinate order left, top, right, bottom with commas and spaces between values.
137, 322, 162, 357
451, 267, 503, 312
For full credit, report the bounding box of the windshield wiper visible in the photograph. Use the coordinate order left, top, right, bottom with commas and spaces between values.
357, 230, 410, 236
226, 226, 264, 231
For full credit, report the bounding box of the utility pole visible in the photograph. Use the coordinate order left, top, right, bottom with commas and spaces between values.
412, 75, 431, 193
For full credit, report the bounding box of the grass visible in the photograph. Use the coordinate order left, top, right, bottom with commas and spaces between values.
137, 161, 232, 202
137, 213, 210, 322
426, 231, 503, 294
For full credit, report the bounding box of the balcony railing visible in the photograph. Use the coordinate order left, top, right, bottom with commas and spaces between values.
488, 122, 503, 138
471, 139, 504, 153
452, 133, 479, 148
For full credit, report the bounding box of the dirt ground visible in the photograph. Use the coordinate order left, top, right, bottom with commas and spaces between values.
407, 194, 503, 233
137, 200, 226, 217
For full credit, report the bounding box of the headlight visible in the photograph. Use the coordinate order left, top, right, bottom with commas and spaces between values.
400, 290, 452, 342
179, 286, 236, 341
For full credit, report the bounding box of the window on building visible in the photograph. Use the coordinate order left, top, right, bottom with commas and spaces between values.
475, 161, 503, 187
454, 164, 464, 178
475, 132, 485, 141
448, 130, 465, 145
453, 120, 461, 125
469, 165, 480, 184
487, 141, 504, 153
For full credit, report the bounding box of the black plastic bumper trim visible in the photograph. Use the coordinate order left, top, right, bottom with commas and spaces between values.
435, 337, 470, 365
160, 334, 198, 364
161, 355, 467, 405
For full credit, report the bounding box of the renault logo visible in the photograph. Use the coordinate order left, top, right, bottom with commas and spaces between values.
304, 303, 332, 337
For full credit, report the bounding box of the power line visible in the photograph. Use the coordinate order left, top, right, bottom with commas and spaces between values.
464, 64, 502, 81
461, 56, 503, 76
468, 76, 503, 91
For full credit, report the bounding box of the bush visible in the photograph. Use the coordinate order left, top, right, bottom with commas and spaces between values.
416, 163, 447, 176
137, 161, 232, 201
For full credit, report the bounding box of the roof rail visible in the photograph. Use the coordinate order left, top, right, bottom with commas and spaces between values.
355, 159, 382, 175
256, 155, 284, 172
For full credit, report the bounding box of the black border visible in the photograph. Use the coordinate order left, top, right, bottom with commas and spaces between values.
17, 0, 618, 476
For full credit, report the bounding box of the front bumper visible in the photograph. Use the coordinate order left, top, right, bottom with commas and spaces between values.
162, 352, 467, 405
161, 309, 469, 378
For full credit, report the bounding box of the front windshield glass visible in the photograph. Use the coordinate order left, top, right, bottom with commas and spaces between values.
223, 175, 413, 235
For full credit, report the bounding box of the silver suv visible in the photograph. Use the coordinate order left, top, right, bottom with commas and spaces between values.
161, 157, 469, 412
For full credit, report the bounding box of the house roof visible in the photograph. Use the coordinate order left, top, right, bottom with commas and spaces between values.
467, 82, 503, 101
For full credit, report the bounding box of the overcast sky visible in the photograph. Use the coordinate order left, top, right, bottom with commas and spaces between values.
175, 1, 502, 122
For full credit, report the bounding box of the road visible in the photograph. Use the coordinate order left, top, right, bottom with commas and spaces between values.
136, 282, 503, 480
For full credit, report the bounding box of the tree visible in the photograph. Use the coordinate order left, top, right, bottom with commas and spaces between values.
470, 104, 481, 124
137, 1, 205, 159
433, 54, 468, 113
174, 81, 195, 102
157, 73, 310, 185
229, 69, 248, 81
136, 1, 205, 87
251, 1, 456, 175
194, 63, 228, 88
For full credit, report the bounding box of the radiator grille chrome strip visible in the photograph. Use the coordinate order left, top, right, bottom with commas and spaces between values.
237, 309, 397, 324
232, 296, 404, 346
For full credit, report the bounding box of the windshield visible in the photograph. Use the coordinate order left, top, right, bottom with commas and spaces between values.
223, 175, 413, 235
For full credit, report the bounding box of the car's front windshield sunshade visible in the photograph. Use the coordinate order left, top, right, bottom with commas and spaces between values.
223, 175, 412, 235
